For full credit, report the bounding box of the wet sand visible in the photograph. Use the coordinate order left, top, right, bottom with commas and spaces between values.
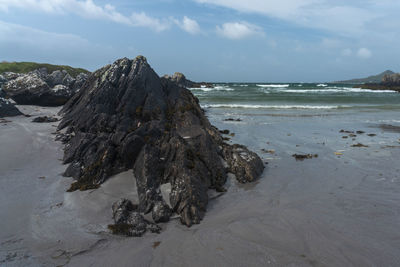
1, 106, 400, 266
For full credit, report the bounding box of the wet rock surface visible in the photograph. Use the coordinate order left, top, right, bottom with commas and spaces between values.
109, 198, 161, 237
0, 82, 22, 117
32, 116, 59, 123
2, 68, 88, 106
292, 153, 319, 161
57, 56, 264, 230
0, 95, 22, 117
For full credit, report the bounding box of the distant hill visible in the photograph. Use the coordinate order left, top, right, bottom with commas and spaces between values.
334, 70, 395, 84
0, 61, 90, 78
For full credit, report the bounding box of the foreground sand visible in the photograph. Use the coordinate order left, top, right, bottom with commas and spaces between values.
1, 106, 400, 266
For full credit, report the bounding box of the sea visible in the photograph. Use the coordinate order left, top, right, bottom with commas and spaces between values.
190, 83, 400, 111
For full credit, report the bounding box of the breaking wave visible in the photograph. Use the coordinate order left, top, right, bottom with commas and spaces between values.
202, 104, 348, 109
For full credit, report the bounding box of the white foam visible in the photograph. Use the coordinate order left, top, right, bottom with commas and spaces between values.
202, 104, 346, 109
349, 87, 397, 93
267, 87, 397, 94
317, 84, 328, 87
191, 86, 234, 92
256, 84, 289, 88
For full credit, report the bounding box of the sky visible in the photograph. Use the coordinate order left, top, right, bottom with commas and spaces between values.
0, 0, 399, 82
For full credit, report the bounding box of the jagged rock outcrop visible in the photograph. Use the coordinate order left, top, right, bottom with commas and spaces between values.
0, 78, 22, 117
57, 56, 264, 229
0, 95, 23, 117
163, 72, 213, 88
2, 68, 89, 106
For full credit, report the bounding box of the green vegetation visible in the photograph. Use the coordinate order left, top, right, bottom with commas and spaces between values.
67, 181, 100, 192
335, 70, 394, 84
0, 61, 90, 78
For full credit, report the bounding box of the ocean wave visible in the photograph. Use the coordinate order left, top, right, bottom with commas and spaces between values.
317, 84, 328, 87
191, 86, 234, 92
345, 87, 397, 93
232, 84, 249, 87
266, 87, 397, 94
256, 84, 289, 88
202, 104, 347, 109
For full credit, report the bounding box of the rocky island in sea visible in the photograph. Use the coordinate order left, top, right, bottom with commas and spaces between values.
56, 56, 264, 232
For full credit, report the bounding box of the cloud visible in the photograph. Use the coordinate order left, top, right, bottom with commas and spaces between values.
181, 16, 201, 34
195, 0, 387, 36
0, 0, 170, 32
131, 12, 170, 32
357, 48, 372, 59
216, 22, 264, 40
0, 20, 89, 49
0, 20, 116, 70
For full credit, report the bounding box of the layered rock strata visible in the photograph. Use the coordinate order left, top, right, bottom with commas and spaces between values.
57, 56, 264, 230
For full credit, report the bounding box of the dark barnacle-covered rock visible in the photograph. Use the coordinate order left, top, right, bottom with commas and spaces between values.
58, 56, 264, 230
0, 95, 22, 117
152, 201, 172, 223
32, 116, 59, 123
109, 198, 161, 237
0, 81, 22, 117
112, 198, 138, 224
222, 144, 265, 183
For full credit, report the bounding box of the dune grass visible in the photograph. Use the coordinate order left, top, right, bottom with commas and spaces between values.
0, 61, 89, 78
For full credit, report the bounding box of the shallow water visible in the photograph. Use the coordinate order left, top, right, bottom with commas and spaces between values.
203, 106, 400, 266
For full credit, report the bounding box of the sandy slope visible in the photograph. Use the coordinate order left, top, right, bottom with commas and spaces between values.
1, 106, 400, 266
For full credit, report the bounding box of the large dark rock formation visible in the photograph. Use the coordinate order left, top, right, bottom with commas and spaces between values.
163, 72, 213, 88
2, 68, 88, 106
57, 56, 264, 228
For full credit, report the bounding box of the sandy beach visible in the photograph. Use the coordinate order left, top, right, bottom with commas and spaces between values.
1, 104, 399, 266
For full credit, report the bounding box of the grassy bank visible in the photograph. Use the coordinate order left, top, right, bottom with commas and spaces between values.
0, 61, 90, 78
